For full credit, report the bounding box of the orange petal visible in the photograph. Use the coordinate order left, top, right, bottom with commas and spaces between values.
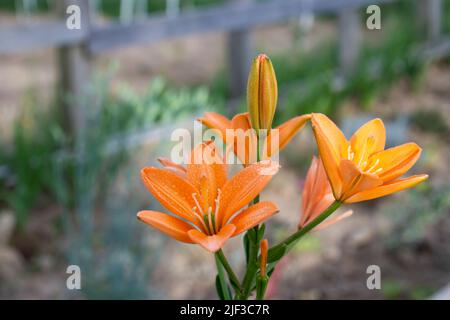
187, 224, 236, 253
219, 160, 279, 226
205, 142, 228, 189
231, 112, 252, 131
350, 118, 386, 166
264, 114, 311, 157
346, 174, 428, 203
311, 113, 349, 158
311, 114, 349, 199
137, 211, 195, 243
371, 143, 422, 182
194, 140, 228, 188
141, 167, 199, 225
300, 193, 335, 228
301, 157, 319, 216
158, 157, 187, 177
230, 112, 257, 165
314, 210, 353, 231
197, 112, 231, 140
186, 143, 220, 210
230, 201, 279, 236
339, 159, 382, 201
300, 156, 334, 227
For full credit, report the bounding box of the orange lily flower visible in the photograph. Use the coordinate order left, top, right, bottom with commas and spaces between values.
299, 156, 352, 230
137, 142, 280, 253
198, 112, 311, 165
311, 113, 428, 203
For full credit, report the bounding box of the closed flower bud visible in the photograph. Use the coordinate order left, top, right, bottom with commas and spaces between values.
247, 54, 278, 133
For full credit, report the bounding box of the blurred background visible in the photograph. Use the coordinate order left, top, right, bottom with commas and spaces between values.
0, 0, 449, 299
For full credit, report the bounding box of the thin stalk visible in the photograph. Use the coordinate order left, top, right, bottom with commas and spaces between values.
240, 236, 258, 299
256, 276, 268, 300
215, 249, 242, 296
215, 254, 231, 300
269, 201, 342, 258
239, 132, 263, 299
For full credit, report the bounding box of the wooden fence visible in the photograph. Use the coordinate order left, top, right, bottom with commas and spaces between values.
0, 0, 448, 143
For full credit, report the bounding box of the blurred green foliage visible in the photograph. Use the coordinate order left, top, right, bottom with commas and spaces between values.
0, 73, 216, 298
210, 0, 426, 126
0, 0, 226, 15
0, 75, 214, 228
0, 92, 66, 229
381, 280, 405, 299
382, 279, 435, 300
0, 0, 50, 12
384, 182, 450, 248
281, 1, 425, 121
444, 0, 450, 33
410, 109, 450, 137
292, 234, 321, 253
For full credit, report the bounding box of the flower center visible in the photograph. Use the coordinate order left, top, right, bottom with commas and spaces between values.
347, 144, 383, 175
191, 189, 222, 235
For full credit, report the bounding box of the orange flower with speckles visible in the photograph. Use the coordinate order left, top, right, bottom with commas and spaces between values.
137, 142, 279, 253
311, 113, 428, 203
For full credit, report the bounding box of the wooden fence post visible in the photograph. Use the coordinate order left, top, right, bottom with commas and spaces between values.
417, 0, 442, 42
55, 0, 91, 148
337, 7, 361, 77
166, 0, 180, 19
120, 0, 135, 25
226, 0, 252, 114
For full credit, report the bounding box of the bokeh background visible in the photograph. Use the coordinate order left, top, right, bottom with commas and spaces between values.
0, 0, 450, 299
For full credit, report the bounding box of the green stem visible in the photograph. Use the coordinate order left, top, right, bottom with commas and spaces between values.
268, 201, 342, 259
215, 249, 242, 296
239, 132, 264, 300
240, 235, 258, 299
215, 254, 231, 300
256, 276, 269, 300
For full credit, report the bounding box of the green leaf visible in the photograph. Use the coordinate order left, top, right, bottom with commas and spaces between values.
215, 273, 232, 300
243, 233, 250, 264
267, 244, 287, 263
214, 255, 232, 300
257, 223, 266, 242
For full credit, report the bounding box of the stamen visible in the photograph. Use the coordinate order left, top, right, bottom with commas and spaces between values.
203, 215, 211, 235
347, 145, 353, 160
207, 207, 214, 235
211, 214, 217, 234
192, 193, 205, 216
367, 159, 380, 173
192, 193, 211, 233
374, 167, 383, 174
214, 189, 222, 230
192, 206, 209, 232
358, 136, 375, 168
357, 141, 367, 167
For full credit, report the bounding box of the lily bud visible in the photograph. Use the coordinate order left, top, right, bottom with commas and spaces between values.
256, 239, 269, 300
260, 239, 269, 277
247, 54, 278, 133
